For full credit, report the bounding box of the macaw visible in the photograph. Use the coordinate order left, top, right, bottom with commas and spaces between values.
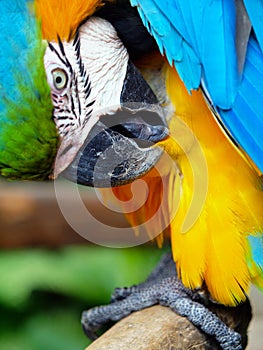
1, 0, 262, 349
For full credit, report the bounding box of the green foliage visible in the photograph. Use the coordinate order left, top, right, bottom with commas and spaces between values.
0, 245, 164, 350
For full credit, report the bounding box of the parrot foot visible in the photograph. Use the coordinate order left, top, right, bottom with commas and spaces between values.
81, 253, 244, 350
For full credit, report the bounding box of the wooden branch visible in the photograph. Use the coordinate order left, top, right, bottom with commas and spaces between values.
86, 300, 252, 350
0, 181, 128, 248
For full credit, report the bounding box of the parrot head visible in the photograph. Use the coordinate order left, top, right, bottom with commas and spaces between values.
45, 15, 168, 187
0, 0, 168, 185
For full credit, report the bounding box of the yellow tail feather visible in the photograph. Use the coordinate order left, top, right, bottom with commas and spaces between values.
159, 66, 263, 305
100, 65, 263, 306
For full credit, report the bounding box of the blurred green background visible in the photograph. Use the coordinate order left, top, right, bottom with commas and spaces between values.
0, 246, 164, 350
0, 181, 166, 350
0, 181, 262, 350
0, 246, 165, 350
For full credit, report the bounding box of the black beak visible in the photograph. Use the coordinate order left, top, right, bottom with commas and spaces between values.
57, 61, 169, 187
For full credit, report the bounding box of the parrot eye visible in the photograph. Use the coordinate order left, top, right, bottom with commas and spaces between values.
52, 69, 68, 90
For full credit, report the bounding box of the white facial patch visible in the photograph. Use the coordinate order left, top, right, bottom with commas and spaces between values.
44, 16, 129, 137
78, 17, 129, 112
44, 17, 129, 177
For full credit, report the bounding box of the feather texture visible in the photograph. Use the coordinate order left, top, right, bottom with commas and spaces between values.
247, 234, 263, 290
131, 0, 238, 109
131, 0, 263, 177
0, 0, 58, 179
35, 0, 109, 41
100, 0, 263, 306
110, 158, 177, 247
114, 64, 263, 306
218, 34, 263, 173
159, 66, 263, 305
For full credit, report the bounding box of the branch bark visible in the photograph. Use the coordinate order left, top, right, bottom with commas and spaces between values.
0, 181, 128, 248
86, 301, 252, 350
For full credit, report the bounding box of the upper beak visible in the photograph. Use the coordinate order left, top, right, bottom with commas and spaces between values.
53, 62, 169, 187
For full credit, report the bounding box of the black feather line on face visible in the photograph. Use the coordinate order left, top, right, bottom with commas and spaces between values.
70, 94, 77, 120
57, 36, 66, 57
84, 80, 92, 99
72, 32, 95, 119
48, 40, 73, 74
48, 42, 67, 67
75, 40, 81, 60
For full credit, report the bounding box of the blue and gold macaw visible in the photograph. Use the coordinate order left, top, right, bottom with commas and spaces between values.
1, 0, 262, 349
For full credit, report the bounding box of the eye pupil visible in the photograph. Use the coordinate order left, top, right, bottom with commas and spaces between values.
56, 76, 62, 84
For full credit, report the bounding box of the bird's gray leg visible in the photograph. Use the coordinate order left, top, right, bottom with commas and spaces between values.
81, 253, 246, 350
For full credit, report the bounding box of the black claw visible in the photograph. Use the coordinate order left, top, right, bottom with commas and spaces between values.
81, 311, 100, 340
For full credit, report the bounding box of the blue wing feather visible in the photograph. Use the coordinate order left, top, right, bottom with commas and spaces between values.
131, 0, 239, 108
219, 34, 263, 171
247, 235, 263, 286
131, 0, 263, 173
131, 0, 201, 90
200, 1, 238, 108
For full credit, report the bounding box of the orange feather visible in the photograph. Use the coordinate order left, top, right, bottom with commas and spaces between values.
35, 0, 110, 41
